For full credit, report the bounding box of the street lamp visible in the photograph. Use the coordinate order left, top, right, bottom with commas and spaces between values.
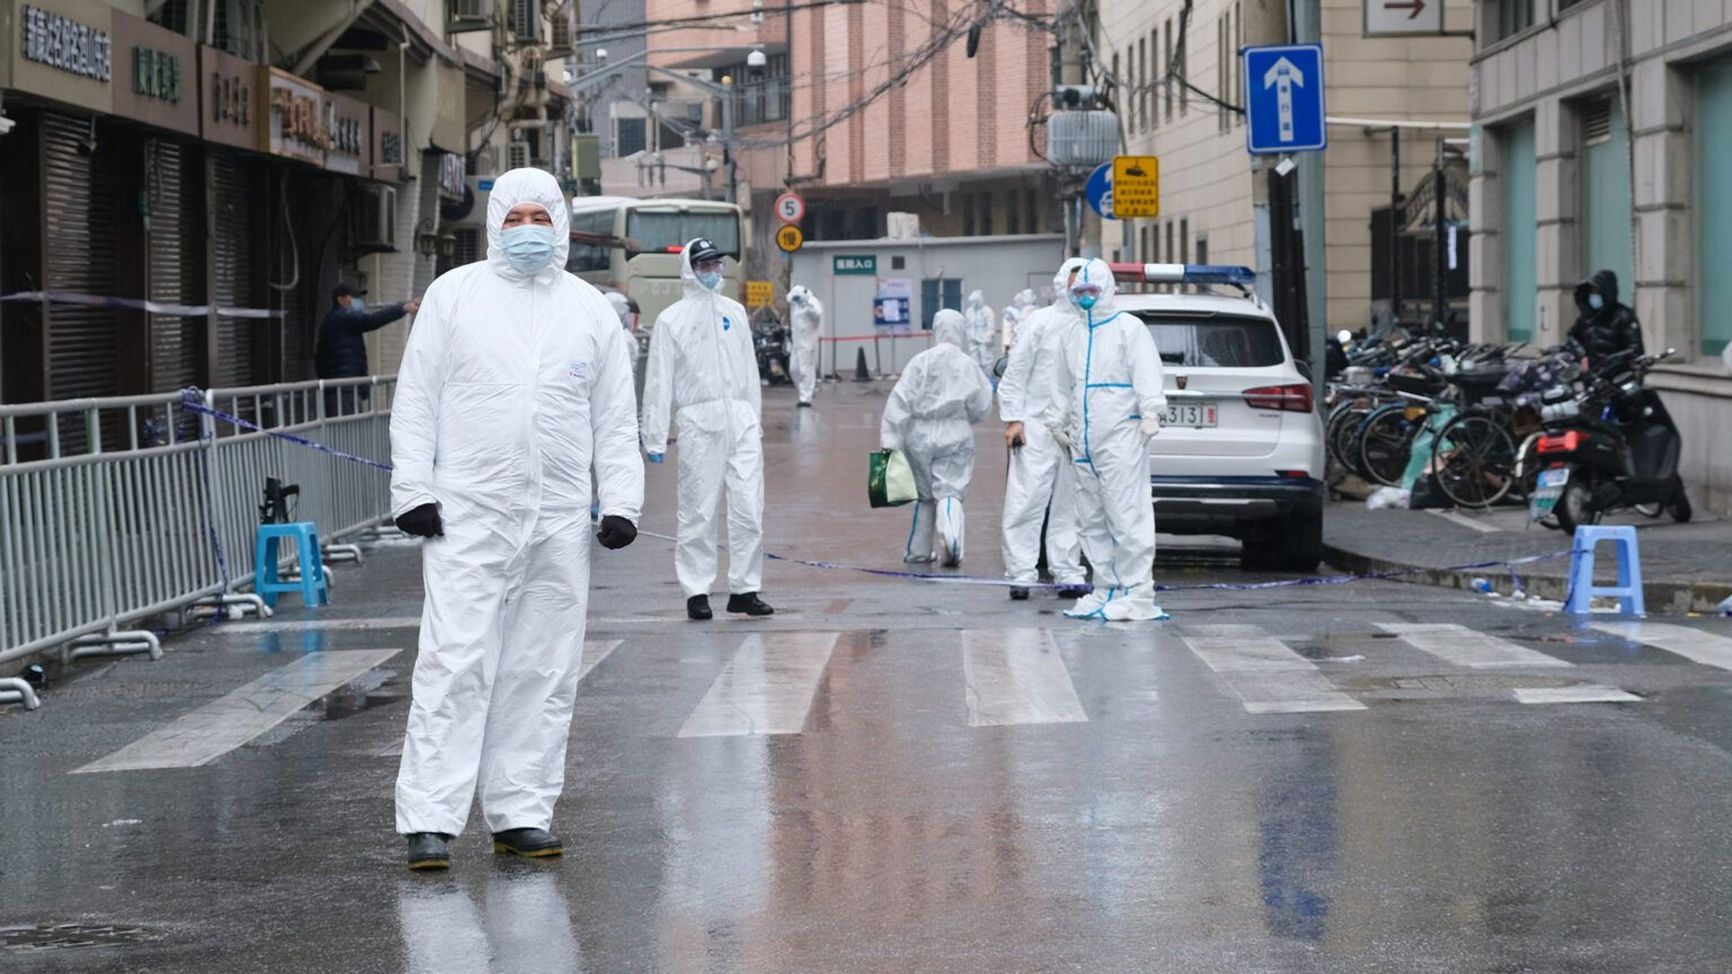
746, 48, 767, 70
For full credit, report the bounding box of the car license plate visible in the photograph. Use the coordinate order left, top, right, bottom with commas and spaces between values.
1529, 466, 1570, 521
1162, 404, 1217, 428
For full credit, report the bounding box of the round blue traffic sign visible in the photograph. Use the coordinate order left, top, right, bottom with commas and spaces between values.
1085, 162, 1114, 219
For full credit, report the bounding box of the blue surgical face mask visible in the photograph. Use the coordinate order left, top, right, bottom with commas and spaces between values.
1074, 293, 1098, 311
1588, 293, 1605, 310
349, 297, 365, 312
698, 271, 723, 292
501, 224, 557, 274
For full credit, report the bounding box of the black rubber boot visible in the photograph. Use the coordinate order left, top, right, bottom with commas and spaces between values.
492, 828, 563, 859
687, 594, 713, 621
406, 832, 453, 871
726, 592, 774, 616
1009, 587, 1031, 601
1058, 584, 1094, 599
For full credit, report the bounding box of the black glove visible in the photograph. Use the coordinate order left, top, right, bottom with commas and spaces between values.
596, 515, 637, 550
394, 503, 443, 539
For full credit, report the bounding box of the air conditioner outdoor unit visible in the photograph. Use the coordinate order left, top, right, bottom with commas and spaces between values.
506, 141, 532, 171
547, 10, 574, 57
447, 0, 490, 32
355, 186, 398, 252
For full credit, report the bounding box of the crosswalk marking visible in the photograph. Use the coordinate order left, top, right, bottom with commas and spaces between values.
962, 629, 1088, 727
1181, 633, 1367, 714
1591, 622, 1732, 671
677, 632, 838, 738
76, 649, 401, 773
1377, 623, 1572, 669
1514, 685, 1641, 705
373, 639, 624, 758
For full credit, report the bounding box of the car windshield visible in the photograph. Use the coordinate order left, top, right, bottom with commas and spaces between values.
625, 210, 742, 257
1134, 312, 1286, 368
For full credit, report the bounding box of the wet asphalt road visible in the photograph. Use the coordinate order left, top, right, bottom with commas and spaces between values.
5, 380, 1732, 973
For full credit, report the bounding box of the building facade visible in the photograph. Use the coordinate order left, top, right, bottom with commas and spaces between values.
1095, 0, 1473, 336
1469, 0, 1732, 514
0, 0, 574, 408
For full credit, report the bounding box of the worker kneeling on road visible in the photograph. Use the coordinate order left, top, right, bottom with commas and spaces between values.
642, 238, 775, 622
1043, 258, 1169, 622
389, 168, 644, 872
881, 309, 994, 566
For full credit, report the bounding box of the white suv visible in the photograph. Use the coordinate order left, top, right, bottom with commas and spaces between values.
1112, 264, 1326, 572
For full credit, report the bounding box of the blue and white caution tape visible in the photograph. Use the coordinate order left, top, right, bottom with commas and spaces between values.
0, 290, 284, 319
189, 404, 1573, 596
178, 389, 395, 472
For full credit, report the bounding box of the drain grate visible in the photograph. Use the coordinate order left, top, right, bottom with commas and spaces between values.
1, 923, 163, 951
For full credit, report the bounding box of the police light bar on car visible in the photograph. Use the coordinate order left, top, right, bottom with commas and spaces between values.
1107, 263, 1258, 287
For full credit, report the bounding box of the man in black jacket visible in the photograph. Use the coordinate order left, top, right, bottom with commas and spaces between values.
317, 283, 418, 413
1569, 269, 1643, 366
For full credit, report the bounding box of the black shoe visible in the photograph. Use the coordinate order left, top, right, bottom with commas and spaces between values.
1057, 584, 1093, 599
492, 827, 563, 859
726, 592, 774, 616
406, 832, 453, 871
797, 400, 813, 408
1009, 587, 1031, 601
687, 594, 713, 621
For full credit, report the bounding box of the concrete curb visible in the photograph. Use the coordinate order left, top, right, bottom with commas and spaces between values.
1322, 542, 1732, 615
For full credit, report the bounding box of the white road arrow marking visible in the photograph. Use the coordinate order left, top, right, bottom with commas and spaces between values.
1262, 55, 1305, 143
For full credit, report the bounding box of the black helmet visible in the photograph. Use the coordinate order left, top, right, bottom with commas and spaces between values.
687, 238, 724, 263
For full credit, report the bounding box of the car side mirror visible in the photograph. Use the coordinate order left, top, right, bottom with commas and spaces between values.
993, 355, 1009, 378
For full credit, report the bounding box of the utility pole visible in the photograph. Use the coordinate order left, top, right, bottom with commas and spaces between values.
721, 75, 737, 204
1292, 0, 1327, 399
1057, 0, 1091, 257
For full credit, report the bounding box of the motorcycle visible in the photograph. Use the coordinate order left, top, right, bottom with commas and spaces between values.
1527, 348, 1692, 532
752, 313, 792, 385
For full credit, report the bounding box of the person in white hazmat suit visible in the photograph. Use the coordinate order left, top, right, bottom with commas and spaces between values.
642, 238, 775, 621
1043, 258, 1170, 621
999, 259, 1092, 601
604, 291, 639, 380
963, 289, 998, 378
880, 309, 994, 566
1001, 288, 1040, 353
787, 285, 823, 407
389, 168, 644, 871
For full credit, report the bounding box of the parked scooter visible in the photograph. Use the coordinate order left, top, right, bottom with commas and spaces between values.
752, 312, 792, 385
1528, 348, 1692, 532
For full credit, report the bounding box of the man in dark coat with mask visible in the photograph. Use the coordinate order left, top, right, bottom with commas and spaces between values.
1569, 269, 1643, 364
317, 283, 418, 413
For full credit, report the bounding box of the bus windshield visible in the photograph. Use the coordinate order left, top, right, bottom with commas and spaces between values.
625, 210, 742, 257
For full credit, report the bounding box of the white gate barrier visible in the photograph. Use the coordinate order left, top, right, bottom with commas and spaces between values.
0, 378, 396, 700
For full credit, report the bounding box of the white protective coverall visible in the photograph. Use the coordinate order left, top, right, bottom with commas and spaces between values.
788, 285, 823, 405
963, 289, 998, 378
1002, 288, 1040, 352
881, 310, 994, 565
1045, 258, 1169, 621
390, 168, 644, 836
642, 242, 766, 598
998, 259, 1089, 587
604, 291, 638, 380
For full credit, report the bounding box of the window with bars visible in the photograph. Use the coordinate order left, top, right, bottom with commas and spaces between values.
1488, 0, 1534, 44
1150, 29, 1159, 130
1138, 38, 1147, 132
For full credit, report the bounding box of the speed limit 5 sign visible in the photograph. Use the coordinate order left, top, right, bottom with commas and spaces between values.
774, 191, 806, 225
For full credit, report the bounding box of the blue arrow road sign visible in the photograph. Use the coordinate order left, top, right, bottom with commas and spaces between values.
1085, 162, 1114, 218
1243, 44, 1326, 154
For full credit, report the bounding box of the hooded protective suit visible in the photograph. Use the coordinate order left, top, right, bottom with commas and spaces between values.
1044, 258, 1168, 621
881, 310, 994, 566
788, 285, 823, 405
604, 291, 638, 379
390, 168, 644, 836
642, 241, 766, 599
1002, 288, 1040, 352
963, 289, 999, 377
998, 259, 1089, 587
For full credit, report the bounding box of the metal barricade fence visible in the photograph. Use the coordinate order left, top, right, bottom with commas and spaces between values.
0, 378, 398, 678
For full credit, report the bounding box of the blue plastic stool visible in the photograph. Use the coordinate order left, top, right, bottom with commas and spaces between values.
1564, 525, 1644, 616
254, 522, 329, 609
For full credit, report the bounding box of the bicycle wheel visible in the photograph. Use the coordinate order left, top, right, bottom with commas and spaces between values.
1358, 406, 1419, 488
1327, 404, 1371, 471
1431, 412, 1517, 509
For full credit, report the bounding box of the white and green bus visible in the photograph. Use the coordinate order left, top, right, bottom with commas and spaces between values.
566, 196, 747, 334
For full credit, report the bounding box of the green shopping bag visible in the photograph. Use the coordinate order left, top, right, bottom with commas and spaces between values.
868, 449, 918, 508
